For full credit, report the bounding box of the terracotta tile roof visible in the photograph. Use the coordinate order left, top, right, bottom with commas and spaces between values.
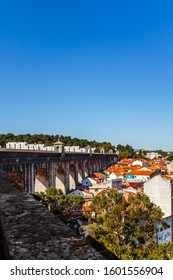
111, 171, 123, 176
127, 170, 153, 176
93, 178, 101, 183
80, 189, 93, 195
106, 158, 167, 178
162, 175, 173, 180
94, 172, 106, 178
88, 177, 101, 183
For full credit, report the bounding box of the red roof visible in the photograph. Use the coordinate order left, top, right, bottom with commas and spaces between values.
128, 182, 139, 188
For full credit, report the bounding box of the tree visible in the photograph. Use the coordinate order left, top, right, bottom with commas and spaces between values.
167, 153, 173, 161
116, 144, 135, 159
58, 195, 85, 216
116, 144, 124, 152
87, 189, 165, 259
35, 187, 65, 207
146, 242, 173, 260
35, 189, 85, 216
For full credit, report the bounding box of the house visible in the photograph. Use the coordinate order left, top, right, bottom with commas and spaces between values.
89, 178, 122, 195
108, 171, 124, 180
6, 142, 55, 151
131, 159, 144, 167
166, 161, 173, 173
126, 169, 155, 182
82, 177, 100, 187
67, 188, 93, 207
144, 174, 173, 243
146, 152, 160, 159
157, 216, 171, 244
82, 172, 107, 187
93, 172, 106, 181
6, 142, 28, 149
67, 188, 93, 200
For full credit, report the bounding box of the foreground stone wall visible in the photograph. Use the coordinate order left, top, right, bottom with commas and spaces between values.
0, 171, 103, 260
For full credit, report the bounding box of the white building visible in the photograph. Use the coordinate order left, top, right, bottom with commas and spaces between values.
144, 174, 173, 243
6, 142, 54, 151
64, 146, 95, 153
82, 177, 100, 187
67, 189, 93, 200
6, 142, 95, 153
89, 178, 122, 195
146, 152, 160, 159
166, 161, 173, 173
131, 160, 144, 166
157, 216, 171, 244
6, 142, 28, 149
126, 170, 154, 182
108, 171, 124, 180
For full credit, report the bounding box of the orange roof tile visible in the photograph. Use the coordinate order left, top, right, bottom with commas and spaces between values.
111, 171, 123, 176
162, 175, 173, 180
94, 172, 106, 178
80, 189, 92, 195
127, 170, 154, 176
89, 177, 101, 183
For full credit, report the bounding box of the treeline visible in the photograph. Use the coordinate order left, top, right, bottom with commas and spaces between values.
0, 133, 115, 153
116, 144, 135, 159
116, 144, 171, 160
1, 133, 171, 157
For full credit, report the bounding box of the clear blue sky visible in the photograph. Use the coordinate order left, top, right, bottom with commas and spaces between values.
1, 0, 173, 151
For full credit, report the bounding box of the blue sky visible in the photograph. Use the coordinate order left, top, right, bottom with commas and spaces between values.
0, 0, 173, 151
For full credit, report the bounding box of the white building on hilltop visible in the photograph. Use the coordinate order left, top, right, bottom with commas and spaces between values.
146, 152, 160, 159
6, 142, 96, 153
64, 146, 95, 153
6, 142, 54, 151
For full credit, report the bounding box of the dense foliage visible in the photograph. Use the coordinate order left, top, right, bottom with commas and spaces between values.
116, 144, 135, 159
58, 195, 85, 216
167, 153, 173, 161
86, 189, 173, 260
35, 187, 65, 206
35, 187, 84, 216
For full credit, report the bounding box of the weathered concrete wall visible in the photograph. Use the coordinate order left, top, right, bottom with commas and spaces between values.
144, 174, 171, 217
0, 171, 103, 260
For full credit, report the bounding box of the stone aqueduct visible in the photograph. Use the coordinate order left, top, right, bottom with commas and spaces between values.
0, 149, 117, 194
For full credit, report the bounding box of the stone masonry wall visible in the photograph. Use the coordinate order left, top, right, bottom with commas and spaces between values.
0, 170, 103, 260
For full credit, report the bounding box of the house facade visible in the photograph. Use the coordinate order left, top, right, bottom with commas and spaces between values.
144, 174, 173, 243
